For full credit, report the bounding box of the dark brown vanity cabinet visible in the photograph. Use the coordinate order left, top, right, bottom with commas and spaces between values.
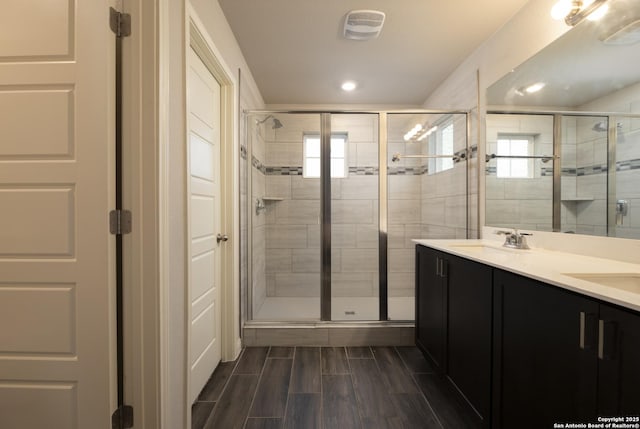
493, 270, 640, 428
416, 244, 640, 429
597, 304, 640, 416
415, 245, 447, 371
415, 245, 493, 425
493, 270, 599, 428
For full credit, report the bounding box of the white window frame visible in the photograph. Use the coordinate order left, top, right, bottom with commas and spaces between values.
302, 133, 348, 178
428, 119, 454, 175
496, 134, 535, 179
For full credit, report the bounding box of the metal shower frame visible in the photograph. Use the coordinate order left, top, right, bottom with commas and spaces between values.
245, 109, 471, 322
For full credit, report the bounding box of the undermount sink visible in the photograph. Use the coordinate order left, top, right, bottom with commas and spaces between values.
563, 273, 640, 294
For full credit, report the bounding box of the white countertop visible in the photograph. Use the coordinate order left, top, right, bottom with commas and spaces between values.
413, 238, 640, 313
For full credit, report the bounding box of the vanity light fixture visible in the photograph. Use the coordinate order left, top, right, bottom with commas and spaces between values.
551, 0, 609, 26
403, 124, 423, 141
341, 81, 357, 91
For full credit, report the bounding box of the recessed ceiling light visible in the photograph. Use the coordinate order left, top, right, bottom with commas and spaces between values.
525, 82, 546, 93
341, 81, 357, 91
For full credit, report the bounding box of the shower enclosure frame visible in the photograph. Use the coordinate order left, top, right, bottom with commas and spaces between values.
487, 108, 640, 234
245, 109, 471, 323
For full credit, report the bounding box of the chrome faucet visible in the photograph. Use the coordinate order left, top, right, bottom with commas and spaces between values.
495, 229, 532, 249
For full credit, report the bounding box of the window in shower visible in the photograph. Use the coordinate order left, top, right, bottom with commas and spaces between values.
303, 133, 348, 178
496, 135, 534, 178
428, 120, 454, 174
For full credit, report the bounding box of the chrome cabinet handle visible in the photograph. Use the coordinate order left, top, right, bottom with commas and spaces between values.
598, 320, 605, 360
216, 233, 229, 243
580, 312, 586, 349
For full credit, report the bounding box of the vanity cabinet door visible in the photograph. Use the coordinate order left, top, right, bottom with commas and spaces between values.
415, 245, 447, 371
447, 254, 493, 424
493, 270, 598, 429
597, 304, 640, 416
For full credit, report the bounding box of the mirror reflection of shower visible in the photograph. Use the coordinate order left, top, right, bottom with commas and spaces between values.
592, 120, 625, 143
256, 114, 284, 129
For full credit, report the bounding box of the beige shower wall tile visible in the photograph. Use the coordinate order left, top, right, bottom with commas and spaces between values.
332, 200, 374, 224
332, 273, 376, 297
389, 175, 421, 200
291, 249, 342, 273
340, 249, 378, 272
265, 176, 291, 199
291, 176, 320, 199
356, 224, 379, 249
274, 273, 321, 297
389, 199, 420, 224
265, 142, 303, 166
331, 224, 358, 248
266, 225, 308, 248
340, 176, 378, 200
388, 249, 415, 273
266, 249, 292, 274
388, 272, 414, 297
275, 200, 320, 224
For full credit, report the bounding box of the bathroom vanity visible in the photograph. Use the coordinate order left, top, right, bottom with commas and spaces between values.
414, 239, 640, 429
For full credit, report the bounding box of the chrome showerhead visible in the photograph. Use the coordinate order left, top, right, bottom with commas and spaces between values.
592, 120, 608, 132
256, 115, 284, 129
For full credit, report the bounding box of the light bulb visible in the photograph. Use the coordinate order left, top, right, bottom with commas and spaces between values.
551, 0, 573, 20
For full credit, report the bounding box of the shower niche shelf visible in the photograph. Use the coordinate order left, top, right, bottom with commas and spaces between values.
561, 196, 594, 202
255, 197, 283, 215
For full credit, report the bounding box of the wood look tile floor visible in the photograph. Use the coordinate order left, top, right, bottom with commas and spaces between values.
192, 346, 480, 429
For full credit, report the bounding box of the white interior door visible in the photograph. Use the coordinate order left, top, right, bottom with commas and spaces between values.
187, 46, 223, 404
0, 1, 115, 428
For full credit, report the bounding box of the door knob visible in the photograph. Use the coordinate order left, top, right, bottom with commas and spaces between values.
216, 233, 229, 243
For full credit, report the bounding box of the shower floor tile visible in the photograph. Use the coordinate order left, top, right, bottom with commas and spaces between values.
253, 297, 414, 321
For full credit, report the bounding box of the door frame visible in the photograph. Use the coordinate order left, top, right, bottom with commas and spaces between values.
124, 1, 241, 427
186, 2, 241, 366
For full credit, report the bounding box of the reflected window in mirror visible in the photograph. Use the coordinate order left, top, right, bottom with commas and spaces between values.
428, 120, 454, 175
497, 135, 534, 178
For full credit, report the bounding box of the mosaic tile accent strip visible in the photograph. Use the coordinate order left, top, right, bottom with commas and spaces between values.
387, 165, 429, 175
349, 166, 379, 175
265, 166, 303, 175
488, 159, 640, 176
260, 165, 433, 176
617, 158, 640, 172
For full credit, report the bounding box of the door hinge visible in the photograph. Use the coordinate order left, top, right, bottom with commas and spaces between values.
110, 210, 132, 235
110, 7, 131, 38
112, 405, 133, 429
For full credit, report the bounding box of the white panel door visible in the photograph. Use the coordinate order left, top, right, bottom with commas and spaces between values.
187, 47, 222, 404
0, 1, 114, 428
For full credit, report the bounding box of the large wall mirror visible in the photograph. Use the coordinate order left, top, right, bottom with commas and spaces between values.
486, 0, 640, 239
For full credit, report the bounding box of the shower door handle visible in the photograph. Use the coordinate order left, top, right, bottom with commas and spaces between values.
217, 233, 229, 243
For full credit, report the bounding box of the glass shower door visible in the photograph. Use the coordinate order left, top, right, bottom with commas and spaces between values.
249, 113, 322, 320
387, 113, 468, 320
330, 114, 380, 321
611, 115, 640, 238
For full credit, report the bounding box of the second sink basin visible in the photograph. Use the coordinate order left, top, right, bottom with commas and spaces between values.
563, 273, 640, 294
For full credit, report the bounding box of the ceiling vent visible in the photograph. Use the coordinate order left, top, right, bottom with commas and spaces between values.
343, 10, 386, 40
602, 19, 640, 45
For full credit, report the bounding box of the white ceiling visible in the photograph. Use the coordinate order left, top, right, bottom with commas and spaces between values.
218, 0, 530, 106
